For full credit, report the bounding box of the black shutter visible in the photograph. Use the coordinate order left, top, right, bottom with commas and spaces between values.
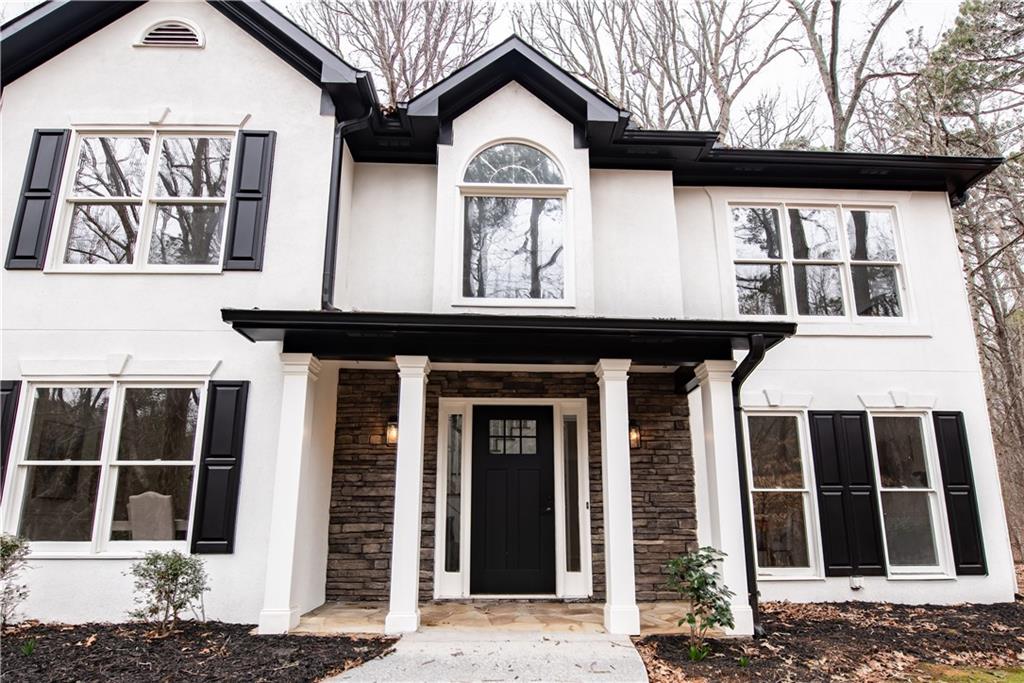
191, 381, 249, 554
933, 412, 987, 575
223, 131, 276, 270
5, 130, 71, 269
809, 411, 886, 576
1, 381, 21, 494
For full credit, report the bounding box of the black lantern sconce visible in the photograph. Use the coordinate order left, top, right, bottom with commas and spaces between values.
628, 420, 641, 449
385, 416, 399, 446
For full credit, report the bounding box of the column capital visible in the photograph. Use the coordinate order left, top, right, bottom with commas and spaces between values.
694, 359, 737, 385
281, 353, 321, 380
595, 358, 631, 380
395, 355, 431, 378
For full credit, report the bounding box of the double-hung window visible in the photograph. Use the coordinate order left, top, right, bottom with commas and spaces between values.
731, 204, 905, 319
11, 383, 202, 553
459, 143, 569, 303
58, 131, 234, 270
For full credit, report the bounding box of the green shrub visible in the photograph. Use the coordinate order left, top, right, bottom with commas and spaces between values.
127, 551, 209, 635
1, 533, 31, 627
665, 546, 736, 661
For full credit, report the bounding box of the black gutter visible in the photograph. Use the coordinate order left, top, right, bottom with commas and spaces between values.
731, 333, 767, 636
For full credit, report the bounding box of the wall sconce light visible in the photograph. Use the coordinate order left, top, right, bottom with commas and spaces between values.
628, 420, 641, 449
385, 416, 399, 446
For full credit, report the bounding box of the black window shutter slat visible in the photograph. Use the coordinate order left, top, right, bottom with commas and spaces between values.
933, 412, 987, 575
5, 130, 71, 270
223, 131, 276, 271
1, 381, 22, 494
191, 381, 249, 554
809, 411, 886, 576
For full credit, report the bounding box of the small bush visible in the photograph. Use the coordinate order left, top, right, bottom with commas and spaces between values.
665, 546, 736, 661
127, 551, 209, 635
1, 533, 31, 627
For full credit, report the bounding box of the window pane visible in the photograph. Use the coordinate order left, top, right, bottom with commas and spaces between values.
155, 137, 232, 198
444, 415, 462, 572
463, 196, 564, 299
563, 415, 581, 572
735, 264, 786, 315
109, 466, 194, 541
753, 492, 810, 568
26, 387, 109, 461
748, 416, 803, 488
148, 204, 225, 265
789, 208, 841, 260
881, 491, 938, 566
19, 466, 100, 541
73, 136, 150, 197
117, 388, 199, 461
64, 204, 139, 264
851, 265, 902, 317
794, 264, 845, 316
846, 209, 898, 261
874, 416, 929, 488
731, 207, 782, 259
463, 143, 562, 184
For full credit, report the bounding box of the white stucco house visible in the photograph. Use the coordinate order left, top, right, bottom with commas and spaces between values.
0, 0, 1016, 639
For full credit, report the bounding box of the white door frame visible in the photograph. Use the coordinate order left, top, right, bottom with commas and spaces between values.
433, 397, 593, 599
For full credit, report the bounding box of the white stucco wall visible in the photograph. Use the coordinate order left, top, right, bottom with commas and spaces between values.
0, 1, 337, 624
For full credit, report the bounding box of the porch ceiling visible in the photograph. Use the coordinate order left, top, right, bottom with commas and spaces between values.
221, 309, 795, 365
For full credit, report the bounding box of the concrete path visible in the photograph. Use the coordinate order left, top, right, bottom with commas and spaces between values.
328, 630, 649, 683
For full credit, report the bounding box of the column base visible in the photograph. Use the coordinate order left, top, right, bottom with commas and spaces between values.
257, 607, 300, 634
384, 609, 420, 634
725, 604, 754, 636
603, 602, 640, 635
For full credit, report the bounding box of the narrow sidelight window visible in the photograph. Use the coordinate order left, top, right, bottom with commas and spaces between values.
444, 414, 463, 572
461, 143, 566, 301
562, 415, 581, 573
746, 415, 812, 571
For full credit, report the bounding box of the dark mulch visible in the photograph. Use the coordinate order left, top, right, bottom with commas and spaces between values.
635, 600, 1024, 682
1, 621, 396, 683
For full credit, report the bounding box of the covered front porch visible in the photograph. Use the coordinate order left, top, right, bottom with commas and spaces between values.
221, 310, 794, 637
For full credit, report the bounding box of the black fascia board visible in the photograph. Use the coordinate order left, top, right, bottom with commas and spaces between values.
221, 309, 796, 365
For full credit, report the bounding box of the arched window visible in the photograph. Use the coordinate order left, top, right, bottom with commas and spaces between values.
461, 143, 567, 301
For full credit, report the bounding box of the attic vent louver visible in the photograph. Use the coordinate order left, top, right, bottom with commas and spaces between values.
139, 21, 202, 47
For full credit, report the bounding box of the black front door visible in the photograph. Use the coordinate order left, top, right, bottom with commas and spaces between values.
470, 406, 556, 594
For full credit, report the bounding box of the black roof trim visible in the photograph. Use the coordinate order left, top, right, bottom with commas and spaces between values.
221, 309, 795, 365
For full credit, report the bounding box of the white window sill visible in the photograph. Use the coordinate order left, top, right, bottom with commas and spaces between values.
42, 268, 225, 275
757, 574, 826, 582
885, 573, 957, 581
28, 548, 189, 560
451, 301, 576, 310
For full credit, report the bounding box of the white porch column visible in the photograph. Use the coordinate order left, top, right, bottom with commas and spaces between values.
384, 355, 431, 634
694, 360, 753, 636
258, 353, 321, 634
596, 358, 640, 635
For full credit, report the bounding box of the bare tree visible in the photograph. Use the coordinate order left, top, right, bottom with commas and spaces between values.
293, 0, 499, 106
730, 86, 824, 148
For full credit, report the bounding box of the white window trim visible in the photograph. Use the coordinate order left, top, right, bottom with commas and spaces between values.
866, 410, 956, 578
743, 410, 825, 580
1, 379, 208, 558
433, 398, 592, 599
452, 140, 576, 309
721, 198, 917, 328
46, 126, 238, 274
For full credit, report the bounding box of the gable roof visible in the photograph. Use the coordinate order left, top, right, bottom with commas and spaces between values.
0, 0, 376, 119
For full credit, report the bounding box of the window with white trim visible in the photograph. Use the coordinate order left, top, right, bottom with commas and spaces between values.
730, 204, 905, 319
745, 414, 815, 575
460, 143, 567, 301
57, 131, 234, 270
11, 383, 202, 552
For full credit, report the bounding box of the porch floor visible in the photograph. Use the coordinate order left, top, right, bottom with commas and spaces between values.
293, 600, 692, 635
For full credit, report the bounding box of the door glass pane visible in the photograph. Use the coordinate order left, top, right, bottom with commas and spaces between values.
851, 265, 902, 317
753, 491, 810, 568
845, 209, 898, 261
19, 465, 100, 541
148, 204, 225, 265
731, 207, 782, 259
748, 416, 803, 488
117, 388, 199, 461
73, 136, 150, 197
65, 203, 140, 265
794, 264, 845, 316
26, 387, 109, 461
110, 465, 194, 541
155, 137, 232, 198
735, 264, 786, 315
445, 415, 463, 572
788, 208, 841, 259
562, 415, 581, 572
873, 416, 928, 488
881, 491, 938, 566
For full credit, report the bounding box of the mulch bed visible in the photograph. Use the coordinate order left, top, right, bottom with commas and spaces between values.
635, 600, 1024, 682
1, 621, 396, 682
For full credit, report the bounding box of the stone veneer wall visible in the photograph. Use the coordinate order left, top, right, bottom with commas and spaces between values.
326, 370, 697, 603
